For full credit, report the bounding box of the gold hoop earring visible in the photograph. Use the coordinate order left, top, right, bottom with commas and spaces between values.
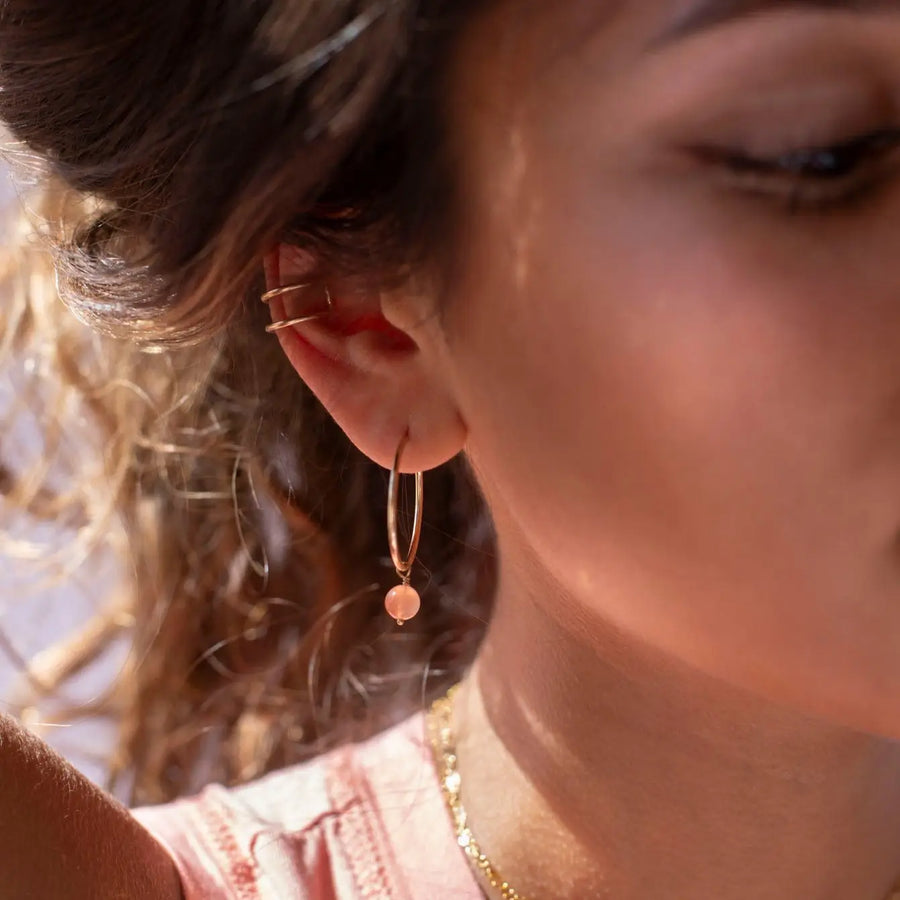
262, 283, 333, 334
385, 429, 423, 625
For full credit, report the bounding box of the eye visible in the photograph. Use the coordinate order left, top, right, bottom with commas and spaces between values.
693, 127, 900, 211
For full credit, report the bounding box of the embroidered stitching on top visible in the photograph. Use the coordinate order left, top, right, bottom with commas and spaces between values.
197, 790, 261, 900
324, 744, 405, 900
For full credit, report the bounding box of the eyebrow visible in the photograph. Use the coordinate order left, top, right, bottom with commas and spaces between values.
653, 0, 898, 45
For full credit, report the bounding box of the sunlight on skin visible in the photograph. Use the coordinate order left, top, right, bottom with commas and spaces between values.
269, 1, 900, 897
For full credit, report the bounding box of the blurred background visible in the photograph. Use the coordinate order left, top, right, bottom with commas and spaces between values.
0, 163, 124, 793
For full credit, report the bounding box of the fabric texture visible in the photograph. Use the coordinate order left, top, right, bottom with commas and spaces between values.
131, 709, 482, 899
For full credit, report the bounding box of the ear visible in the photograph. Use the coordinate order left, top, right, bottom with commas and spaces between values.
263, 244, 466, 472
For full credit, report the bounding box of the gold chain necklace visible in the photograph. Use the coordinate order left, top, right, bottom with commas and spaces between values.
427, 683, 529, 900
426, 682, 900, 900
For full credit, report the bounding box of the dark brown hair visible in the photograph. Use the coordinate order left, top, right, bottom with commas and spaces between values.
0, 0, 496, 804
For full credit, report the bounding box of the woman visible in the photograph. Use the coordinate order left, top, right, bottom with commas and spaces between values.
2, 0, 900, 897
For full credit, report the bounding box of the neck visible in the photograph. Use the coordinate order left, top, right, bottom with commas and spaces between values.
454, 530, 900, 899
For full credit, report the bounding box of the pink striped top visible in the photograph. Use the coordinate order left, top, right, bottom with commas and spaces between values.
132, 710, 482, 899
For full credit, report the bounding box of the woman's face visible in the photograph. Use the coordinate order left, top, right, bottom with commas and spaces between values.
436, 0, 900, 737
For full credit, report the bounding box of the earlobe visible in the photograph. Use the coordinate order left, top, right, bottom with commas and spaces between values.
261, 245, 467, 472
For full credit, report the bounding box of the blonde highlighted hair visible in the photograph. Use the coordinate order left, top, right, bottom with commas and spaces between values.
0, 0, 496, 805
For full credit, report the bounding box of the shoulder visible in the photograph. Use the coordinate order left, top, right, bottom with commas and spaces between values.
131, 708, 478, 900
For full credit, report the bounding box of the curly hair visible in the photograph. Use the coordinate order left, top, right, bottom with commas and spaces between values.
0, 0, 496, 805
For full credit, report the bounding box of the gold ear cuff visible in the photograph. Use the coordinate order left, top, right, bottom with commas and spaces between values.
261, 282, 333, 334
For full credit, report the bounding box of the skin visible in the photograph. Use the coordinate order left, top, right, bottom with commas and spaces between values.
0, 712, 183, 899
268, 1, 900, 897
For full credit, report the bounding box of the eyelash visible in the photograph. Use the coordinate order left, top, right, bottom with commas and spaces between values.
698, 127, 900, 213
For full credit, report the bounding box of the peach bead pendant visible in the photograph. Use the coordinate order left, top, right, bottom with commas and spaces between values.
385, 582, 421, 626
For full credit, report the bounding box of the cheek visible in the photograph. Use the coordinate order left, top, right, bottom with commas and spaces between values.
445, 154, 900, 730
